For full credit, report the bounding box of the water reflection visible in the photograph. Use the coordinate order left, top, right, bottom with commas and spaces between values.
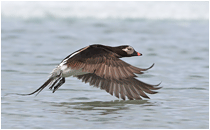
45, 100, 152, 115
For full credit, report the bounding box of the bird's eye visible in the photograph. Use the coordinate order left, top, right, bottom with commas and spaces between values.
127, 48, 132, 51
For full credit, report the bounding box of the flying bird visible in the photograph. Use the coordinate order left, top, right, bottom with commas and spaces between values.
22, 44, 161, 100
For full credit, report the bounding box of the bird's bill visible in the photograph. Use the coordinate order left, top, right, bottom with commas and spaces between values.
132, 51, 142, 56
137, 52, 142, 56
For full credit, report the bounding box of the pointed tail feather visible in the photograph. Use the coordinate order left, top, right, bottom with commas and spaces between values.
17, 77, 54, 96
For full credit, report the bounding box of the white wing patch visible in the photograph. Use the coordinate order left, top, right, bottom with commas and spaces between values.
59, 51, 80, 66
60, 45, 89, 66
68, 51, 80, 59
50, 45, 90, 78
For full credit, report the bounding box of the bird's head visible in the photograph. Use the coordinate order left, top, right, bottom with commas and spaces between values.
118, 45, 142, 57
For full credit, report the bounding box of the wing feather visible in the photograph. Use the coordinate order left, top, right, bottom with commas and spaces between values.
76, 73, 160, 100
109, 82, 114, 95
114, 82, 120, 98
120, 84, 126, 100
123, 84, 134, 100
63, 45, 161, 100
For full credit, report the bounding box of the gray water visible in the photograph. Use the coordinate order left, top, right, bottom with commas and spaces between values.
1, 2, 209, 129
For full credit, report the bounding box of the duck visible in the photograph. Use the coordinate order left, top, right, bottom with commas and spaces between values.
22, 44, 161, 100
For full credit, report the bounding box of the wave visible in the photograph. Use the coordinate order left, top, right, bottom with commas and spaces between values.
1, 1, 209, 20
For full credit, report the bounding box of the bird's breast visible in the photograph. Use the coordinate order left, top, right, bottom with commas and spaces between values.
60, 64, 89, 77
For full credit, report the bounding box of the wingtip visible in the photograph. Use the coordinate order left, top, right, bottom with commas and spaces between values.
152, 81, 162, 90
154, 81, 162, 86
150, 63, 155, 69
142, 63, 155, 71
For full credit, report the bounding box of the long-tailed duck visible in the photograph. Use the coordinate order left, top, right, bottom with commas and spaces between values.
22, 44, 161, 100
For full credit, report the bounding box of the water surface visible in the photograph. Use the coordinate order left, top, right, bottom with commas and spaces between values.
1, 1, 209, 129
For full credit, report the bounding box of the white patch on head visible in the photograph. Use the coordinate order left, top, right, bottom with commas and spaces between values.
122, 48, 128, 52
122, 46, 134, 55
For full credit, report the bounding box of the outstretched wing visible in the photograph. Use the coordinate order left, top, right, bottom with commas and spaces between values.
64, 45, 153, 79
76, 73, 161, 100
64, 45, 160, 100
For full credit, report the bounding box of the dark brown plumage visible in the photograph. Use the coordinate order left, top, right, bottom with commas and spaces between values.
21, 44, 161, 100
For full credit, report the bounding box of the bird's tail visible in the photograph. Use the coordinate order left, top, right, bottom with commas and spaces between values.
18, 66, 65, 96
18, 77, 55, 96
